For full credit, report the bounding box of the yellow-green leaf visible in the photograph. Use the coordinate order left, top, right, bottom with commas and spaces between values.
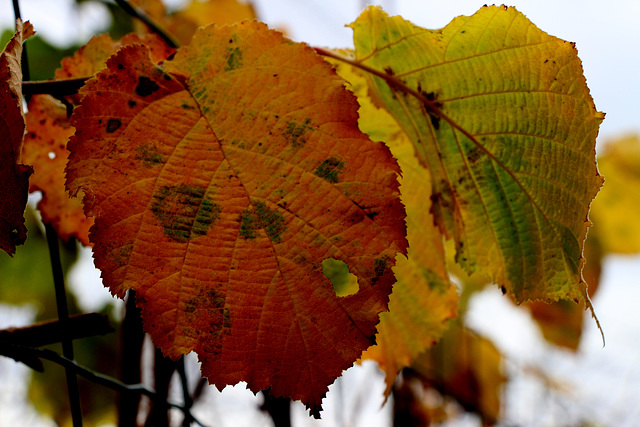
332, 57, 457, 390
349, 6, 603, 303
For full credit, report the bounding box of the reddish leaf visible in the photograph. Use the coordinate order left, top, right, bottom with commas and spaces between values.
23, 95, 93, 244
67, 22, 406, 414
55, 33, 175, 105
55, 33, 174, 81
0, 20, 35, 255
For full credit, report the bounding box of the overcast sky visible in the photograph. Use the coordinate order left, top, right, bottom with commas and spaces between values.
2, 0, 638, 142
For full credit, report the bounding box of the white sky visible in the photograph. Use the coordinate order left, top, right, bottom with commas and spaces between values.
2, 0, 639, 140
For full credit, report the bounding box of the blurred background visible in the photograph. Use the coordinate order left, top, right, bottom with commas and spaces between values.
1, 0, 640, 426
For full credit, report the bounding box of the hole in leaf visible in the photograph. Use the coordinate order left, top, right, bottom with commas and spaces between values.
321, 258, 358, 297
48, 151, 56, 159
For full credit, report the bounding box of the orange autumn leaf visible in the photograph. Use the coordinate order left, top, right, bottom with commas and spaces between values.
18, 33, 172, 244
55, 32, 175, 104
66, 22, 406, 414
130, 0, 256, 45
55, 32, 174, 80
0, 20, 34, 255
23, 95, 93, 244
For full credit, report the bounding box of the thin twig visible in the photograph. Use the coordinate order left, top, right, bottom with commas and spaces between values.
45, 223, 83, 427
114, 0, 180, 48
119, 290, 145, 426
2, 344, 207, 427
0, 313, 114, 347
177, 357, 195, 427
22, 77, 88, 97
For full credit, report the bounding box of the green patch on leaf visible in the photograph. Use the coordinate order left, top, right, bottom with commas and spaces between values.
282, 118, 312, 147
151, 184, 221, 242
321, 258, 359, 296
135, 144, 165, 166
314, 156, 345, 183
239, 200, 286, 242
224, 47, 243, 71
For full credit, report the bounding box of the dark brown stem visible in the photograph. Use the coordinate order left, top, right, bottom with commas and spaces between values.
46, 223, 83, 427
114, 0, 180, 48
0, 343, 206, 426
177, 358, 194, 426
22, 77, 88, 97
145, 348, 178, 427
261, 389, 291, 427
0, 313, 113, 347
118, 290, 145, 427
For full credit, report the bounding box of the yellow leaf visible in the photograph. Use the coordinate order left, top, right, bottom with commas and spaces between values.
23, 95, 93, 244
66, 22, 406, 415
412, 324, 506, 425
589, 135, 640, 254
348, 6, 603, 304
176, 0, 256, 28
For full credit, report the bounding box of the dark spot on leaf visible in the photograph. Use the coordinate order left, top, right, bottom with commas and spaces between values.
365, 212, 379, 220
371, 256, 392, 285
163, 74, 171, 81
466, 146, 483, 164
314, 156, 344, 183
128, 100, 137, 108
501, 286, 507, 295
151, 184, 221, 242
106, 119, 121, 133
135, 76, 160, 97
239, 200, 286, 242
384, 66, 394, 75
117, 63, 124, 70
429, 114, 440, 130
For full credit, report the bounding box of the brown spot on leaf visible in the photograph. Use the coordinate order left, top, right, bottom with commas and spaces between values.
106, 119, 122, 133
135, 76, 160, 97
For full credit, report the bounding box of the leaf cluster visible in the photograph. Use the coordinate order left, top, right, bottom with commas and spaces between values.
0, 1, 610, 425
